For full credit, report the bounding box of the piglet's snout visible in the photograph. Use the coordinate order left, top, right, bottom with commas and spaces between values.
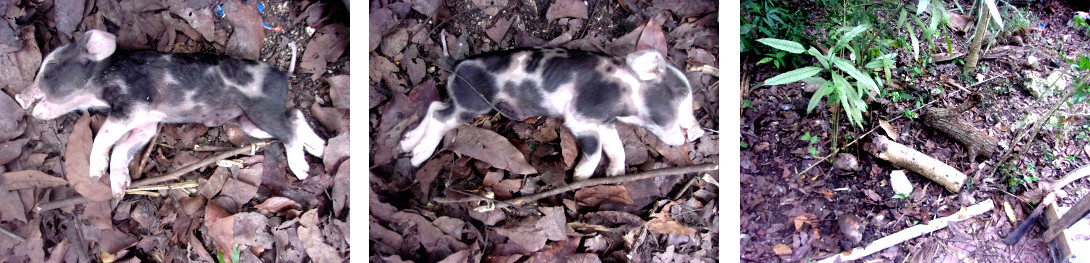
15, 83, 43, 110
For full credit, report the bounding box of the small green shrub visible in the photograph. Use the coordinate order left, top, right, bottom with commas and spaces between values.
741, 0, 810, 68
759, 24, 889, 129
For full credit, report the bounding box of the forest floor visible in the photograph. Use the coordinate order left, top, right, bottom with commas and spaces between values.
742, 0, 1090, 262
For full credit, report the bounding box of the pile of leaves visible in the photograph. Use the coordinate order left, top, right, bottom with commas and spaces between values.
0, 0, 349, 261
369, 0, 719, 261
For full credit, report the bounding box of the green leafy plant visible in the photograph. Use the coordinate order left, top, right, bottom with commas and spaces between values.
742, 0, 811, 68
800, 132, 820, 156
759, 24, 886, 128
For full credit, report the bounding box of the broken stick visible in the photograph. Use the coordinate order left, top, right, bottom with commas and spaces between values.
1005, 165, 1090, 245
868, 135, 967, 192
817, 199, 994, 263
921, 94, 997, 162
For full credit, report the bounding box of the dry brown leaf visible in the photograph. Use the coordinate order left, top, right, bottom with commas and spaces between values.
256, 196, 301, 214
879, 119, 899, 141
301, 23, 349, 79
932, 52, 964, 63
66, 113, 112, 202
1, 170, 67, 190
793, 213, 816, 231
373, 79, 438, 167
636, 15, 669, 57
326, 75, 350, 109
485, 17, 513, 42
323, 133, 349, 174
545, 0, 588, 21
772, 243, 793, 257
559, 128, 578, 169
299, 209, 343, 262
647, 216, 696, 235
444, 126, 538, 174
495, 218, 548, 252
223, 1, 264, 60
946, 12, 975, 33
332, 160, 349, 217
537, 207, 569, 241
574, 185, 635, 207
0, 178, 25, 223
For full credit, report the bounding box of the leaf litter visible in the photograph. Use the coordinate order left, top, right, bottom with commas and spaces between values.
0, 0, 348, 261
369, 0, 719, 261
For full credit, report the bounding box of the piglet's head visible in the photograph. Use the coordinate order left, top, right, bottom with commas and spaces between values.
17, 30, 115, 120
622, 49, 704, 146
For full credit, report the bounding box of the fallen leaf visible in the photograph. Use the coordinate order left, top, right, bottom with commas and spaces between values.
471, 0, 507, 17
647, 216, 696, 235
485, 17, 513, 42
326, 75, 350, 109
256, 196, 301, 214
52, 0, 85, 39
931, 52, 964, 63
863, 189, 881, 202
879, 119, 899, 141
0, 138, 28, 165
545, 0, 588, 21
323, 133, 349, 174
299, 209, 343, 262
946, 12, 974, 33
574, 185, 635, 207
369, 8, 398, 52
0, 179, 25, 223
300, 23, 349, 79
0, 89, 27, 142
793, 214, 816, 231
66, 113, 112, 202
332, 160, 349, 217
772, 243, 792, 257
443, 126, 538, 175
495, 218, 548, 252
372, 79, 438, 167
310, 104, 349, 135
223, 1, 264, 60
636, 15, 669, 57
1, 170, 67, 190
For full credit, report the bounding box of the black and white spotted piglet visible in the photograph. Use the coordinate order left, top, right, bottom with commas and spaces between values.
15, 30, 326, 197
400, 47, 704, 179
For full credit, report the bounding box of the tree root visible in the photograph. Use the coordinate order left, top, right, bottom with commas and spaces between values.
920, 94, 998, 162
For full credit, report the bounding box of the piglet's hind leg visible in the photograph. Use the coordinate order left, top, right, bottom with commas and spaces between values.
108, 122, 158, 198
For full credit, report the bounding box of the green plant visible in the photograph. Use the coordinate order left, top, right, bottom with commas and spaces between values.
800, 132, 820, 156
742, 0, 810, 67
759, 24, 886, 129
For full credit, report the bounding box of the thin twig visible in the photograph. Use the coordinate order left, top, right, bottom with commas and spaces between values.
0, 226, 24, 243
34, 142, 270, 212
433, 163, 719, 209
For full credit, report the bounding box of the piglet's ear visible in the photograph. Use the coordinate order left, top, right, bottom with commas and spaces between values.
81, 30, 117, 61
626, 49, 667, 81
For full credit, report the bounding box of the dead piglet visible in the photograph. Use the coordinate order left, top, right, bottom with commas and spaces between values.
16, 30, 326, 197
400, 47, 703, 180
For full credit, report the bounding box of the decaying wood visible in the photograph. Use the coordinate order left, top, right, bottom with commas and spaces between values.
868, 135, 967, 192
817, 199, 994, 263
1044, 193, 1090, 242
921, 94, 997, 162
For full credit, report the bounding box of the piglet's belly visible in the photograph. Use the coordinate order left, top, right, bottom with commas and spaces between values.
158, 106, 244, 126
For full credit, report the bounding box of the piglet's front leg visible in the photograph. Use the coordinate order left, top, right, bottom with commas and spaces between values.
89, 115, 159, 196
107, 122, 158, 198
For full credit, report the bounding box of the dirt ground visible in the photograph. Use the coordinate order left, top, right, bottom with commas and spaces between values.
369, 0, 719, 262
0, 0, 349, 261
743, 0, 1090, 262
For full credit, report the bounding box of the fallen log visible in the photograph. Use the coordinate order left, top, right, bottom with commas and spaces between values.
921, 94, 998, 162
868, 135, 967, 192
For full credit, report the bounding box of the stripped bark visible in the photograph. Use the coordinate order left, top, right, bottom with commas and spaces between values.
868, 135, 967, 192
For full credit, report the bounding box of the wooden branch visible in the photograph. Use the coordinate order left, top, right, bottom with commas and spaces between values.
1003, 165, 1090, 244
1044, 191, 1090, 242
868, 135, 967, 192
432, 163, 719, 209
817, 199, 994, 263
921, 94, 998, 162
